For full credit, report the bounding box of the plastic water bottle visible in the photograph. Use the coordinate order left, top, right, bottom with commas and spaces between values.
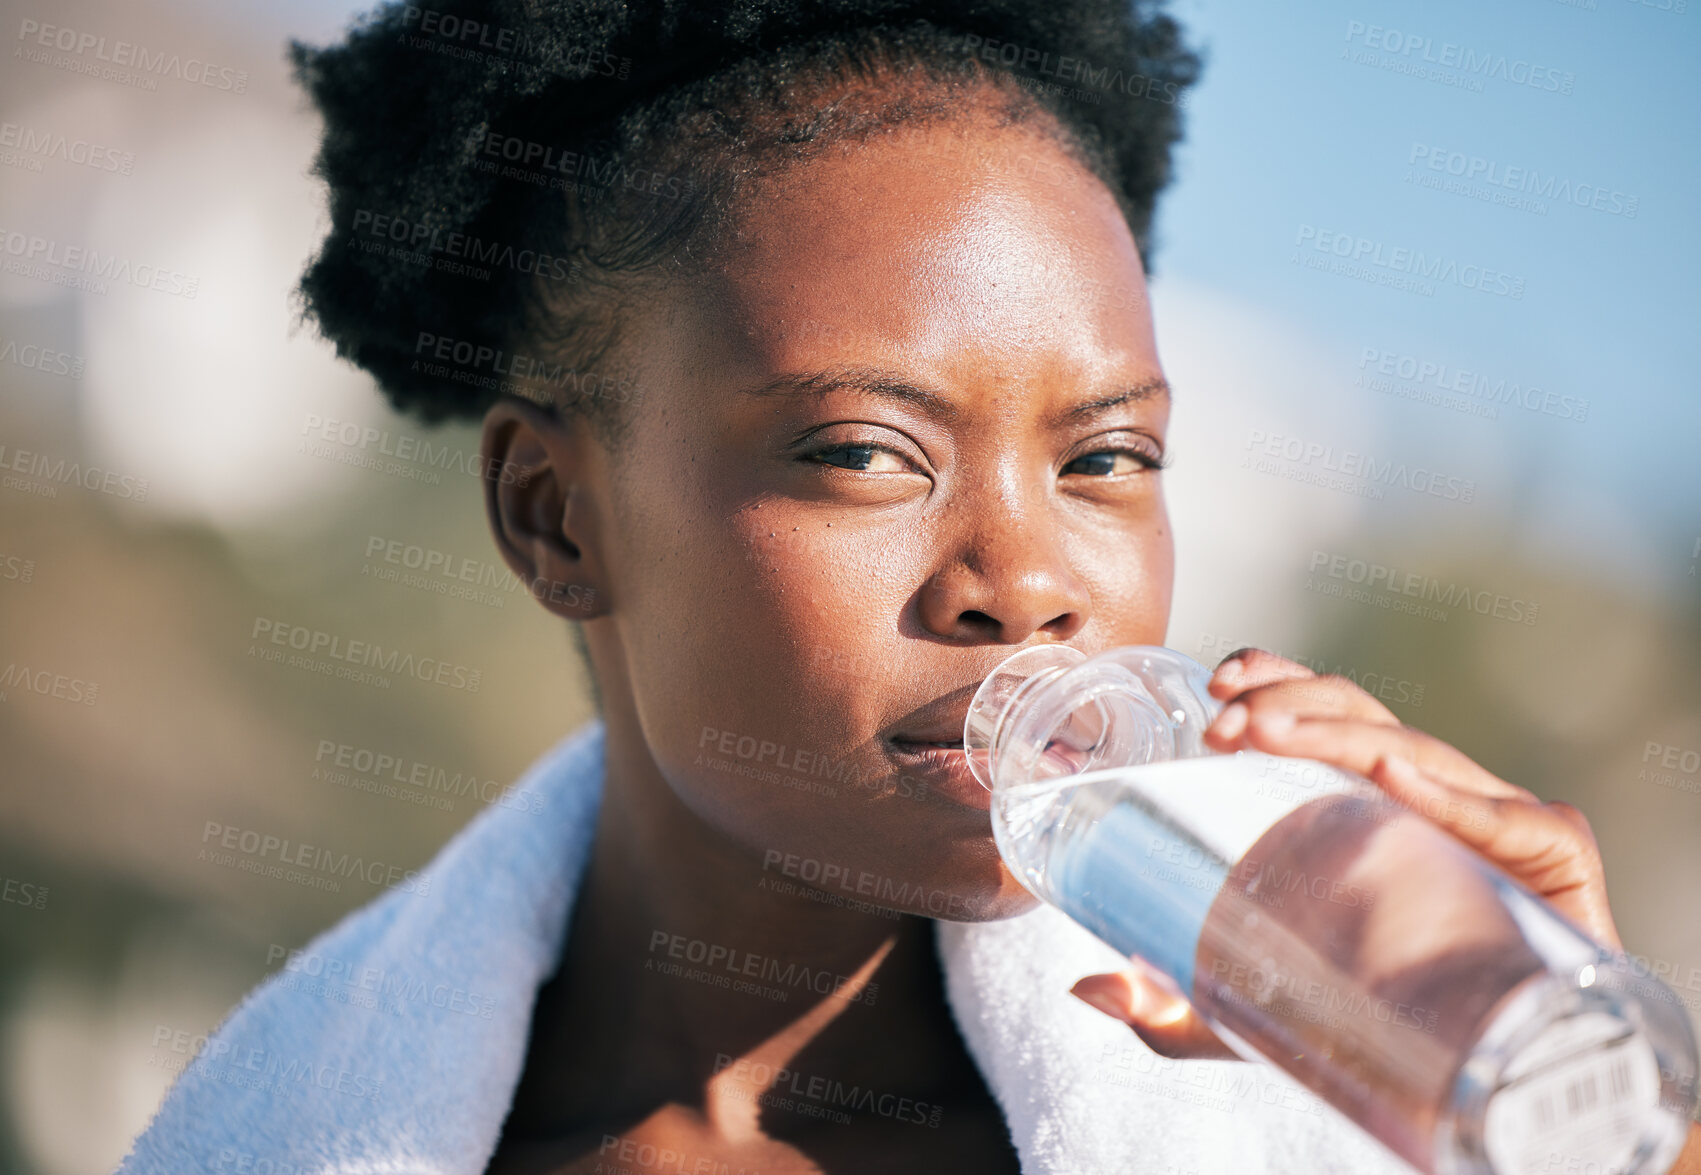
963, 644, 1698, 1175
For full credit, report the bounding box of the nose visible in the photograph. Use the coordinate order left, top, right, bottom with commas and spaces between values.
915, 495, 1091, 645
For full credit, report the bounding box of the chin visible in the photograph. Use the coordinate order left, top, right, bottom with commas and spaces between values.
896, 863, 1044, 923
931, 890, 1043, 924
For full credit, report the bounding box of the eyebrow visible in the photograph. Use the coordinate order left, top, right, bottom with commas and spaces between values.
1046, 379, 1171, 428
740, 368, 1170, 429
741, 369, 961, 423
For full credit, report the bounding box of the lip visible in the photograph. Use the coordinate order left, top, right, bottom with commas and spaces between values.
886, 681, 980, 744
885, 738, 993, 811
884, 679, 995, 810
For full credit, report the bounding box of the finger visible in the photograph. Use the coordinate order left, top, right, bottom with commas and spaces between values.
1241, 712, 1533, 802
1207, 675, 1400, 751
1208, 648, 1314, 700
1368, 756, 1620, 947
1542, 800, 1599, 845
1368, 752, 1522, 847
1070, 962, 1239, 1061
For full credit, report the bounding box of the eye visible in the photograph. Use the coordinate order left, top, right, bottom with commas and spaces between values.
1061, 446, 1165, 477
809, 444, 911, 473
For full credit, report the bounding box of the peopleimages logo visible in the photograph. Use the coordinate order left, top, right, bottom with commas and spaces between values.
1097, 1038, 1324, 1119
0, 228, 199, 298
313, 737, 547, 814
398, 5, 631, 81
0, 338, 84, 379
411, 331, 639, 405
299, 413, 533, 486
350, 209, 578, 282
248, 617, 483, 693
149, 1025, 382, 1102
646, 930, 878, 1006
0, 121, 135, 174
1640, 741, 1700, 797
923, 21, 1191, 108
266, 943, 497, 1019
1342, 21, 1575, 95
0, 443, 149, 501
1308, 550, 1539, 625
1407, 145, 1638, 219
760, 849, 983, 918
198, 821, 430, 895
1293, 225, 1525, 300
15, 18, 249, 93
1357, 347, 1589, 424
1210, 959, 1441, 1036
1193, 634, 1426, 709
464, 130, 694, 202
0, 661, 99, 704
0, 875, 48, 911
0, 552, 37, 583
712, 1053, 944, 1128
1244, 430, 1477, 504
695, 725, 872, 794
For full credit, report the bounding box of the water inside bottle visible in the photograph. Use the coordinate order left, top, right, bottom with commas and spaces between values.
993, 758, 1673, 1174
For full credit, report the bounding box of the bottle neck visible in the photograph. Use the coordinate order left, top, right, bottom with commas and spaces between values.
968, 645, 1222, 794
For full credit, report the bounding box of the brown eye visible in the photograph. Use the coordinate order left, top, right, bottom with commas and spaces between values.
1062, 449, 1154, 476
812, 444, 909, 473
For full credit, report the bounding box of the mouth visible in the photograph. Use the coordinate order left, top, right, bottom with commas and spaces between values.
885, 682, 978, 751
884, 733, 990, 811
888, 736, 965, 752
881, 679, 1003, 810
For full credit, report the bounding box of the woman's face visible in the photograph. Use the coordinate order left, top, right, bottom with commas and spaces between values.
584, 117, 1173, 920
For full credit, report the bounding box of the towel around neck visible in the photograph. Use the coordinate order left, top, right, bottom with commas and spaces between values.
115, 720, 1414, 1175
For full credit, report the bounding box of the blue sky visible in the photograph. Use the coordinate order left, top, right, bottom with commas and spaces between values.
1156, 0, 1700, 539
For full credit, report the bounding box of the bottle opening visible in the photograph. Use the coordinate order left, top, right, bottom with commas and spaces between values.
965, 645, 1215, 793
963, 645, 1087, 792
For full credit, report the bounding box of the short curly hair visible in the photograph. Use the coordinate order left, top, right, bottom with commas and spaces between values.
290, 0, 1201, 432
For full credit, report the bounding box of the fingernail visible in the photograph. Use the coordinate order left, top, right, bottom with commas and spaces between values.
1070, 983, 1127, 1020
1214, 658, 1244, 683
1211, 702, 1248, 741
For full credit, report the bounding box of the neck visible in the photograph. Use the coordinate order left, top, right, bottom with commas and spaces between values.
536, 683, 977, 1130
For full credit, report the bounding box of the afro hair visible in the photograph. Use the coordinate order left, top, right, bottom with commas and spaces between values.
290, 0, 1201, 428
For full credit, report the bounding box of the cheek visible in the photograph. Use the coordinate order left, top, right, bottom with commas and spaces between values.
1073, 493, 1175, 645
1134, 519, 1176, 638
613, 506, 1022, 913
615, 500, 909, 830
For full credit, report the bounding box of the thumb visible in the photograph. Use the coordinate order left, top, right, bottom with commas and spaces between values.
1070, 959, 1240, 1061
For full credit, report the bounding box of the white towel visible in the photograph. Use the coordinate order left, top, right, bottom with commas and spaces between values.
116, 720, 1415, 1175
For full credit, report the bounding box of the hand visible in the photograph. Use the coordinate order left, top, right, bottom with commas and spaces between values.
1069, 646, 1624, 1062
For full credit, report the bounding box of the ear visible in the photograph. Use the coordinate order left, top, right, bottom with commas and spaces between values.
479, 396, 611, 621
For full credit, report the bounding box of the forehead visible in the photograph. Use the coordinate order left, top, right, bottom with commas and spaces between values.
698, 119, 1160, 389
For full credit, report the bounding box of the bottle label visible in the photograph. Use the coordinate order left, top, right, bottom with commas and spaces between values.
1481, 1012, 1663, 1175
